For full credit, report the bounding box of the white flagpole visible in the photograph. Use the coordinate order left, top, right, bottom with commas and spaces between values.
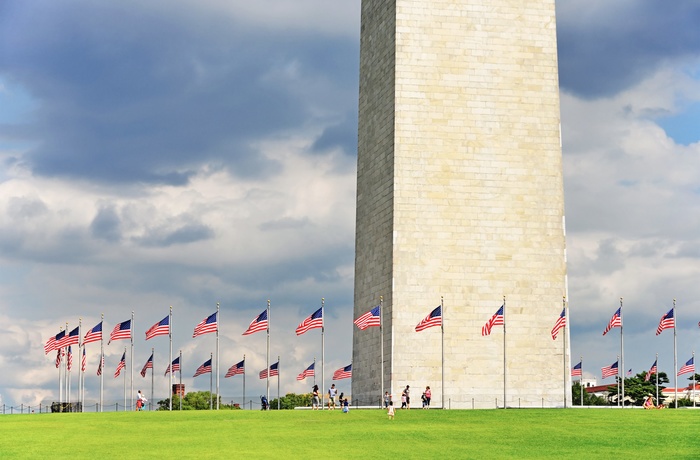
100, 314, 104, 412
78, 318, 82, 411
563, 297, 567, 408
179, 349, 183, 411
57, 328, 62, 411
674, 298, 678, 408
655, 352, 659, 407
169, 306, 173, 411
151, 346, 154, 411
619, 298, 624, 408
266, 300, 270, 409
693, 350, 696, 408
216, 302, 220, 410
277, 355, 281, 410
441, 296, 445, 410
243, 354, 246, 410
380, 295, 384, 408
616, 354, 620, 405
210, 352, 213, 410
67, 345, 71, 409
580, 356, 583, 406
123, 346, 127, 411
130, 310, 134, 411
503, 296, 506, 409
321, 298, 325, 410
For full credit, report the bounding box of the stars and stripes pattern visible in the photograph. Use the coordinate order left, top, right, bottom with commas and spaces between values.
225, 360, 245, 378
67, 346, 73, 371
332, 364, 352, 380
296, 308, 323, 335
114, 352, 126, 378
551, 308, 566, 340
58, 326, 80, 349
140, 353, 154, 377
677, 357, 695, 376
354, 306, 381, 330
109, 320, 132, 344
601, 360, 619, 379
482, 305, 504, 336
193, 312, 218, 338
602, 307, 621, 336
296, 362, 315, 381
656, 308, 675, 335
259, 361, 279, 379
83, 321, 103, 345
243, 310, 268, 335
145, 315, 170, 340
415, 306, 442, 332
81, 347, 86, 372
97, 354, 104, 376
571, 361, 582, 377
55, 348, 62, 368
165, 357, 180, 376
193, 358, 212, 377
644, 359, 657, 382
45, 331, 65, 354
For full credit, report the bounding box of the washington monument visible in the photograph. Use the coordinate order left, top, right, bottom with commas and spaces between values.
352, 0, 569, 408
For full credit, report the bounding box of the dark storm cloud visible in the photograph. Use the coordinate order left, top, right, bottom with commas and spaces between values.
557, 0, 700, 98
0, 1, 358, 185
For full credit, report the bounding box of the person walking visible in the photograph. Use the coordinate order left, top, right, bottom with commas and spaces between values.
387, 401, 395, 420
328, 384, 337, 410
404, 385, 411, 409
424, 386, 431, 409
384, 391, 390, 409
312, 385, 320, 410
136, 390, 147, 411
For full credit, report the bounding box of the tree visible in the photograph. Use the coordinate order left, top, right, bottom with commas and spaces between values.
269, 393, 313, 410
157, 391, 222, 410
620, 371, 669, 406
571, 382, 608, 406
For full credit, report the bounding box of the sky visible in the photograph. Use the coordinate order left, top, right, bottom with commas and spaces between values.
1, 0, 700, 408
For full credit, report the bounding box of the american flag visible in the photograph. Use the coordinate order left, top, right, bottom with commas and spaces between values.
296, 308, 323, 335
67, 346, 73, 371
45, 330, 65, 354
114, 352, 126, 378
141, 353, 154, 377
655, 308, 675, 335
109, 320, 132, 344
243, 309, 268, 335
225, 359, 245, 378
482, 305, 504, 336
259, 361, 279, 379
333, 364, 352, 380
296, 362, 315, 381
193, 312, 218, 338
644, 359, 657, 382
81, 347, 86, 372
571, 361, 582, 377
601, 360, 619, 379
165, 357, 180, 376
551, 308, 566, 340
44, 336, 57, 355
145, 315, 170, 340
626, 368, 632, 377
602, 307, 621, 336
415, 306, 442, 332
194, 358, 212, 377
677, 357, 695, 376
97, 354, 104, 376
354, 306, 381, 330
58, 326, 80, 349
83, 321, 103, 345
55, 348, 62, 368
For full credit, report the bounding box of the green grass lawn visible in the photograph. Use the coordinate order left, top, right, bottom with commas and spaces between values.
1, 408, 699, 459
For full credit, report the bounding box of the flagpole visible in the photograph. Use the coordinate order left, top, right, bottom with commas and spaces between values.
313, 357, 317, 387
243, 354, 246, 410
64, 323, 68, 408
673, 299, 678, 408
100, 314, 104, 412
693, 350, 696, 408
123, 346, 127, 412
68, 345, 71, 409
655, 352, 659, 407
580, 356, 583, 406
563, 297, 567, 408
130, 310, 134, 411
277, 355, 281, 410
380, 295, 384, 409
216, 302, 220, 410
266, 299, 270, 409
169, 306, 173, 411
321, 298, 325, 411
79, 318, 82, 412
179, 349, 182, 411
441, 296, 445, 410
503, 296, 506, 409
59, 327, 63, 410
210, 352, 213, 410
616, 354, 620, 406
151, 346, 154, 411
619, 298, 624, 408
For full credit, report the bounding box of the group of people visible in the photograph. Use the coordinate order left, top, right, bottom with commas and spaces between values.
311, 384, 349, 412
136, 390, 148, 411
384, 385, 431, 419
643, 394, 665, 409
